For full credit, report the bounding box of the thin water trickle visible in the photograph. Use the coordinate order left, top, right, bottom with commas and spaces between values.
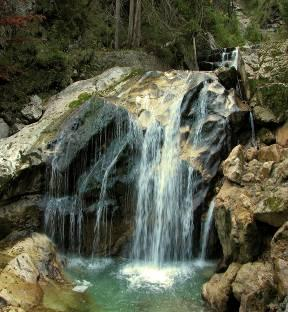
45, 103, 142, 255
200, 199, 215, 261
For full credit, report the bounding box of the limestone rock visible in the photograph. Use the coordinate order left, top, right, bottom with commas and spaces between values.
0, 233, 65, 311
21, 95, 43, 123
271, 222, 288, 298
276, 121, 288, 147
232, 262, 275, 312
4, 233, 64, 282
202, 262, 241, 311
0, 307, 26, 312
222, 145, 245, 184
2, 253, 40, 284
257, 144, 284, 162
215, 181, 260, 264
0, 273, 43, 310
0, 119, 9, 139
215, 144, 288, 264
0, 67, 135, 193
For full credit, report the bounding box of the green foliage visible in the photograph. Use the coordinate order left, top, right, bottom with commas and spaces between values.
204, 8, 244, 47
279, 0, 288, 24
244, 24, 263, 43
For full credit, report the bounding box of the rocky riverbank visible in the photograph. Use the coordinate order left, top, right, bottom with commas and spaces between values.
202, 40, 288, 311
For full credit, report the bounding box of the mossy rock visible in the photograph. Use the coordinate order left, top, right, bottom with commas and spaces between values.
256, 83, 288, 122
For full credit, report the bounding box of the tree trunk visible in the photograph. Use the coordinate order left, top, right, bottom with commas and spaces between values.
128, 0, 135, 46
128, 0, 141, 48
132, 0, 141, 47
115, 0, 121, 49
192, 36, 199, 70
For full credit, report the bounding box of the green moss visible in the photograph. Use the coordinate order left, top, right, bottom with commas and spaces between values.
96, 68, 144, 97
69, 92, 92, 109
264, 197, 284, 211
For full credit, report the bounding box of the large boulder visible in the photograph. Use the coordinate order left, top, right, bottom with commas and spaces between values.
21, 95, 43, 123
3, 233, 64, 282
215, 180, 260, 264
0, 67, 134, 195
276, 121, 288, 147
202, 262, 241, 311
0, 233, 64, 311
232, 262, 275, 312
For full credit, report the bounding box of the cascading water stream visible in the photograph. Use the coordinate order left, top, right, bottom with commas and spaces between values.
200, 199, 215, 262
249, 111, 256, 147
221, 48, 229, 66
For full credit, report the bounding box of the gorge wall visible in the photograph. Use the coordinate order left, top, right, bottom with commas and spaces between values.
0, 39, 287, 312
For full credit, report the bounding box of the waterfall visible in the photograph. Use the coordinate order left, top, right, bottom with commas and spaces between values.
44, 70, 238, 264
221, 48, 229, 66
45, 101, 141, 255
220, 47, 239, 70
249, 111, 256, 147
200, 199, 215, 261
231, 47, 239, 70
132, 79, 210, 266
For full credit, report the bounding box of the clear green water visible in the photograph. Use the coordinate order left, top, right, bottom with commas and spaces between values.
65, 258, 215, 312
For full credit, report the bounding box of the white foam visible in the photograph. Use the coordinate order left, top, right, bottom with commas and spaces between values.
118, 261, 195, 290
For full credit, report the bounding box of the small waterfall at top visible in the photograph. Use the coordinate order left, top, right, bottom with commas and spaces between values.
132, 81, 210, 265
231, 47, 239, 70
249, 111, 256, 147
221, 48, 229, 66
200, 199, 215, 262
220, 47, 239, 70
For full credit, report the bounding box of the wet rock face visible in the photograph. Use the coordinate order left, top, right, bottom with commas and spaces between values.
0, 67, 133, 195
0, 196, 41, 240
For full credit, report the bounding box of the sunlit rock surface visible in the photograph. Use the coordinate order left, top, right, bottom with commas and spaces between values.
215, 143, 288, 264
0, 233, 64, 311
